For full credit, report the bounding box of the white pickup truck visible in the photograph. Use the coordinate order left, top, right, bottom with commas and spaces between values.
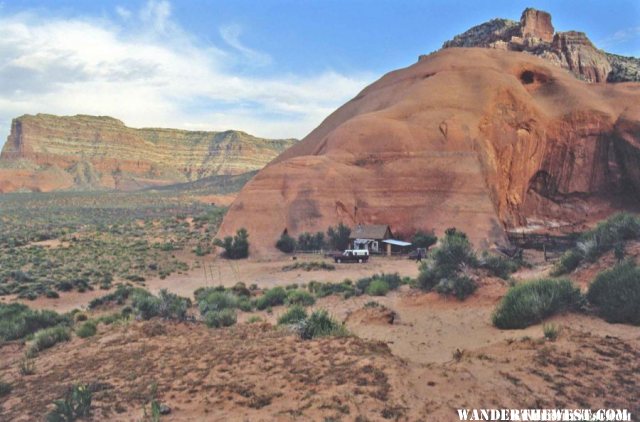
333, 249, 369, 263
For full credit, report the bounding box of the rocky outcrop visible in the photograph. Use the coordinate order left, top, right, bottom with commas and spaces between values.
438, 8, 639, 83
219, 48, 640, 254
0, 114, 296, 192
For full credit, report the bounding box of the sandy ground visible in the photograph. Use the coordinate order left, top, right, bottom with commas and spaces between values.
2, 252, 640, 420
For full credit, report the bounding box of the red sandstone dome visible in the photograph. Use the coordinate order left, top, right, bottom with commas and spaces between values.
218, 47, 640, 254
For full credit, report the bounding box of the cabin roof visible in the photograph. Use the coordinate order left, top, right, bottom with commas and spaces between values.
350, 224, 391, 240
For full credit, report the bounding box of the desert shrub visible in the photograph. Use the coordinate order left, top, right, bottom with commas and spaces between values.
551, 249, 584, 276
46, 290, 60, 299
231, 282, 251, 297
277, 305, 308, 325
282, 261, 335, 272
434, 275, 477, 300
299, 310, 348, 340
214, 228, 249, 259
255, 287, 287, 310
587, 260, 640, 325
417, 228, 477, 291
366, 279, 390, 296
0, 303, 70, 341
0, 380, 11, 397
275, 232, 296, 253
29, 326, 71, 355
308, 280, 355, 298
364, 301, 380, 308
327, 223, 351, 251
75, 321, 97, 338
46, 383, 92, 422
411, 230, 438, 249
157, 289, 190, 320
237, 298, 253, 312
19, 355, 36, 376
132, 293, 161, 320
286, 289, 316, 306
197, 290, 239, 314
492, 279, 582, 329
480, 253, 519, 279
581, 213, 640, 261
246, 315, 263, 324
204, 309, 237, 328
543, 323, 560, 341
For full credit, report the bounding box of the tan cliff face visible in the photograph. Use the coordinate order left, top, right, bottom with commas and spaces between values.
439, 8, 636, 84
0, 114, 296, 192
218, 48, 640, 254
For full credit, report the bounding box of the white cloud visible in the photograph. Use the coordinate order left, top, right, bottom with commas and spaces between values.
598, 26, 640, 50
0, 1, 373, 145
219, 24, 272, 66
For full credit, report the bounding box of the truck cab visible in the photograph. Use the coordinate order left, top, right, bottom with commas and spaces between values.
334, 249, 369, 263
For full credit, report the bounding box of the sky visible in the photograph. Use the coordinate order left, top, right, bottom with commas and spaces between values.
0, 0, 638, 146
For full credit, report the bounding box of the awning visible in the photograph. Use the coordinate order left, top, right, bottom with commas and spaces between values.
382, 239, 412, 246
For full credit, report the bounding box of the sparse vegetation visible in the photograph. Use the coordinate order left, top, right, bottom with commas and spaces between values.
366, 279, 390, 296
29, 325, 72, 356
552, 213, 640, 275
277, 305, 308, 325
19, 355, 36, 376
0, 303, 70, 341
75, 321, 97, 338
587, 260, 640, 325
282, 261, 335, 272
286, 289, 316, 306
542, 323, 560, 341
214, 228, 249, 259
480, 252, 520, 279
417, 228, 478, 300
298, 309, 349, 340
492, 279, 582, 329
46, 384, 92, 422
255, 287, 287, 310
204, 308, 237, 328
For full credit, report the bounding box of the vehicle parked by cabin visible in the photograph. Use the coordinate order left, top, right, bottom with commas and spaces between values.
334, 249, 369, 263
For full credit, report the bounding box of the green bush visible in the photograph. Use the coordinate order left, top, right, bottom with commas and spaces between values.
296, 232, 326, 251
277, 305, 308, 325
197, 291, 239, 314
214, 228, 249, 259
434, 275, 477, 300
0, 303, 70, 341
417, 228, 478, 291
132, 293, 161, 320
492, 279, 582, 329
366, 279, 390, 296
481, 253, 519, 279
29, 326, 71, 355
46, 383, 92, 422
551, 249, 584, 276
255, 287, 287, 310
308, 280, 354, 298
286, 289, 316, 306
276, 232, 296, 253
543, 323, 560, 341
204, 309, 237, 328
587, 260, 640, 325
411, 230, 437, 249
157, 289, 191, 320
76, 321, 97, 338
0, 380, 11, 397
299, 310, 348, 340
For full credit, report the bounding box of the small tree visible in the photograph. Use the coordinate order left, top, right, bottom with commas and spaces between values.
411, 230, 438, 249
276, 232, 296, 253
215, 228, 249, 259
327, 223, 351, 251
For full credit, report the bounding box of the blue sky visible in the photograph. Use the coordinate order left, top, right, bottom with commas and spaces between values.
0, 1, 638, 145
